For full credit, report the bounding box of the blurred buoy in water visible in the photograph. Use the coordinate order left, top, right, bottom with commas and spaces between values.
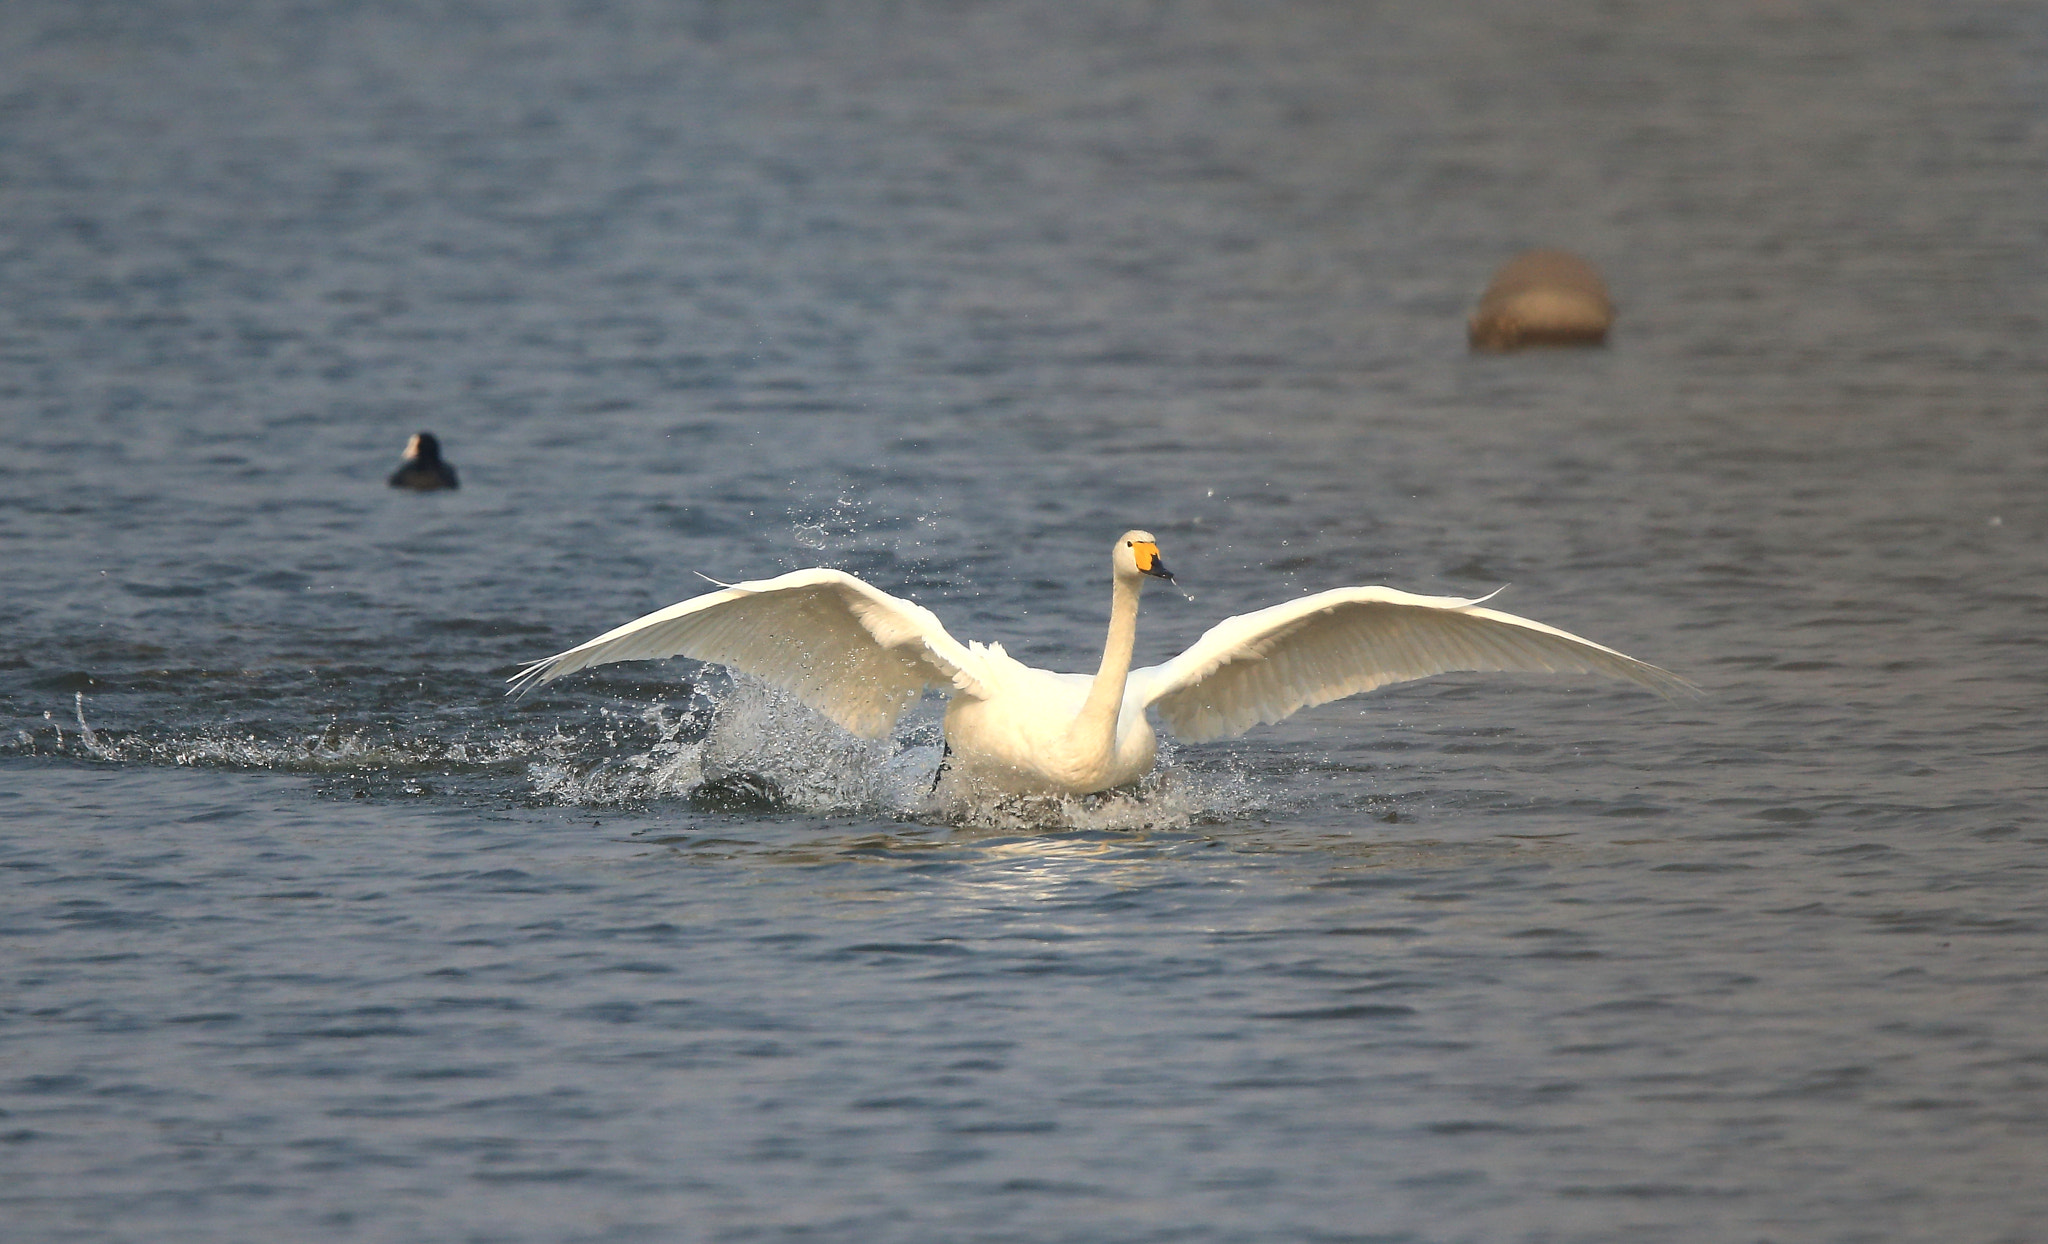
388, 431, 460, 491
1468, 249, 1614, 351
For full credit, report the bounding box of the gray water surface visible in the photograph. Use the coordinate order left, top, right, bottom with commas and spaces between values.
4, 2, 2047, 1241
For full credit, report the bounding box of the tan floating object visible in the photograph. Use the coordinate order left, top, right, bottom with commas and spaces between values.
1468, 249, 1614, 351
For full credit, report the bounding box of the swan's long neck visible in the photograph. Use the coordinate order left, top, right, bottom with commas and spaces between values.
1076, 570, 1143, 747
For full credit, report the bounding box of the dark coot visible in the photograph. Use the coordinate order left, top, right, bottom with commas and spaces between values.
388, 431, 460, 491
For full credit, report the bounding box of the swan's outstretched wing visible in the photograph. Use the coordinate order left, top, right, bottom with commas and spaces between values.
509, 568, 992, 738
1129, 587, 1693, 743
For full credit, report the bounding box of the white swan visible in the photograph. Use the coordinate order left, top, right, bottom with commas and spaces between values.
510, 531, 1690, 797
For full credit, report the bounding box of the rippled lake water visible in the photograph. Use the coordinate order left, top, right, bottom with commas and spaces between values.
4, 2, 2047, 1241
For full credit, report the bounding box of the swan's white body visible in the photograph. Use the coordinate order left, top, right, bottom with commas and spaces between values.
511, 532, 1690, 797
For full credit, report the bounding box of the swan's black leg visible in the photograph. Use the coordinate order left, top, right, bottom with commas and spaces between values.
930, 740, 952, 792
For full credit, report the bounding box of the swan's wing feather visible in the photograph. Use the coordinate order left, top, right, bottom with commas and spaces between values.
1130, 586, 1693, 743
508, 568, 990, 738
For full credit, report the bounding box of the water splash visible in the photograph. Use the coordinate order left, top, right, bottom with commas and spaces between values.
526, 677, 938, 813
528, 677, 1262, 829
28, 687, 1267, 829
32, 696, 552, 777
525, 698, 711, 807
74, 691, 113, 759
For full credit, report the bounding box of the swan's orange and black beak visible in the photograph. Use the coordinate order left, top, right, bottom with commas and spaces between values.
1134, 541, 1175, 582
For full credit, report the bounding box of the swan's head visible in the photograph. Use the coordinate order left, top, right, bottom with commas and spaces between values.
1114, 530, 1174, 583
